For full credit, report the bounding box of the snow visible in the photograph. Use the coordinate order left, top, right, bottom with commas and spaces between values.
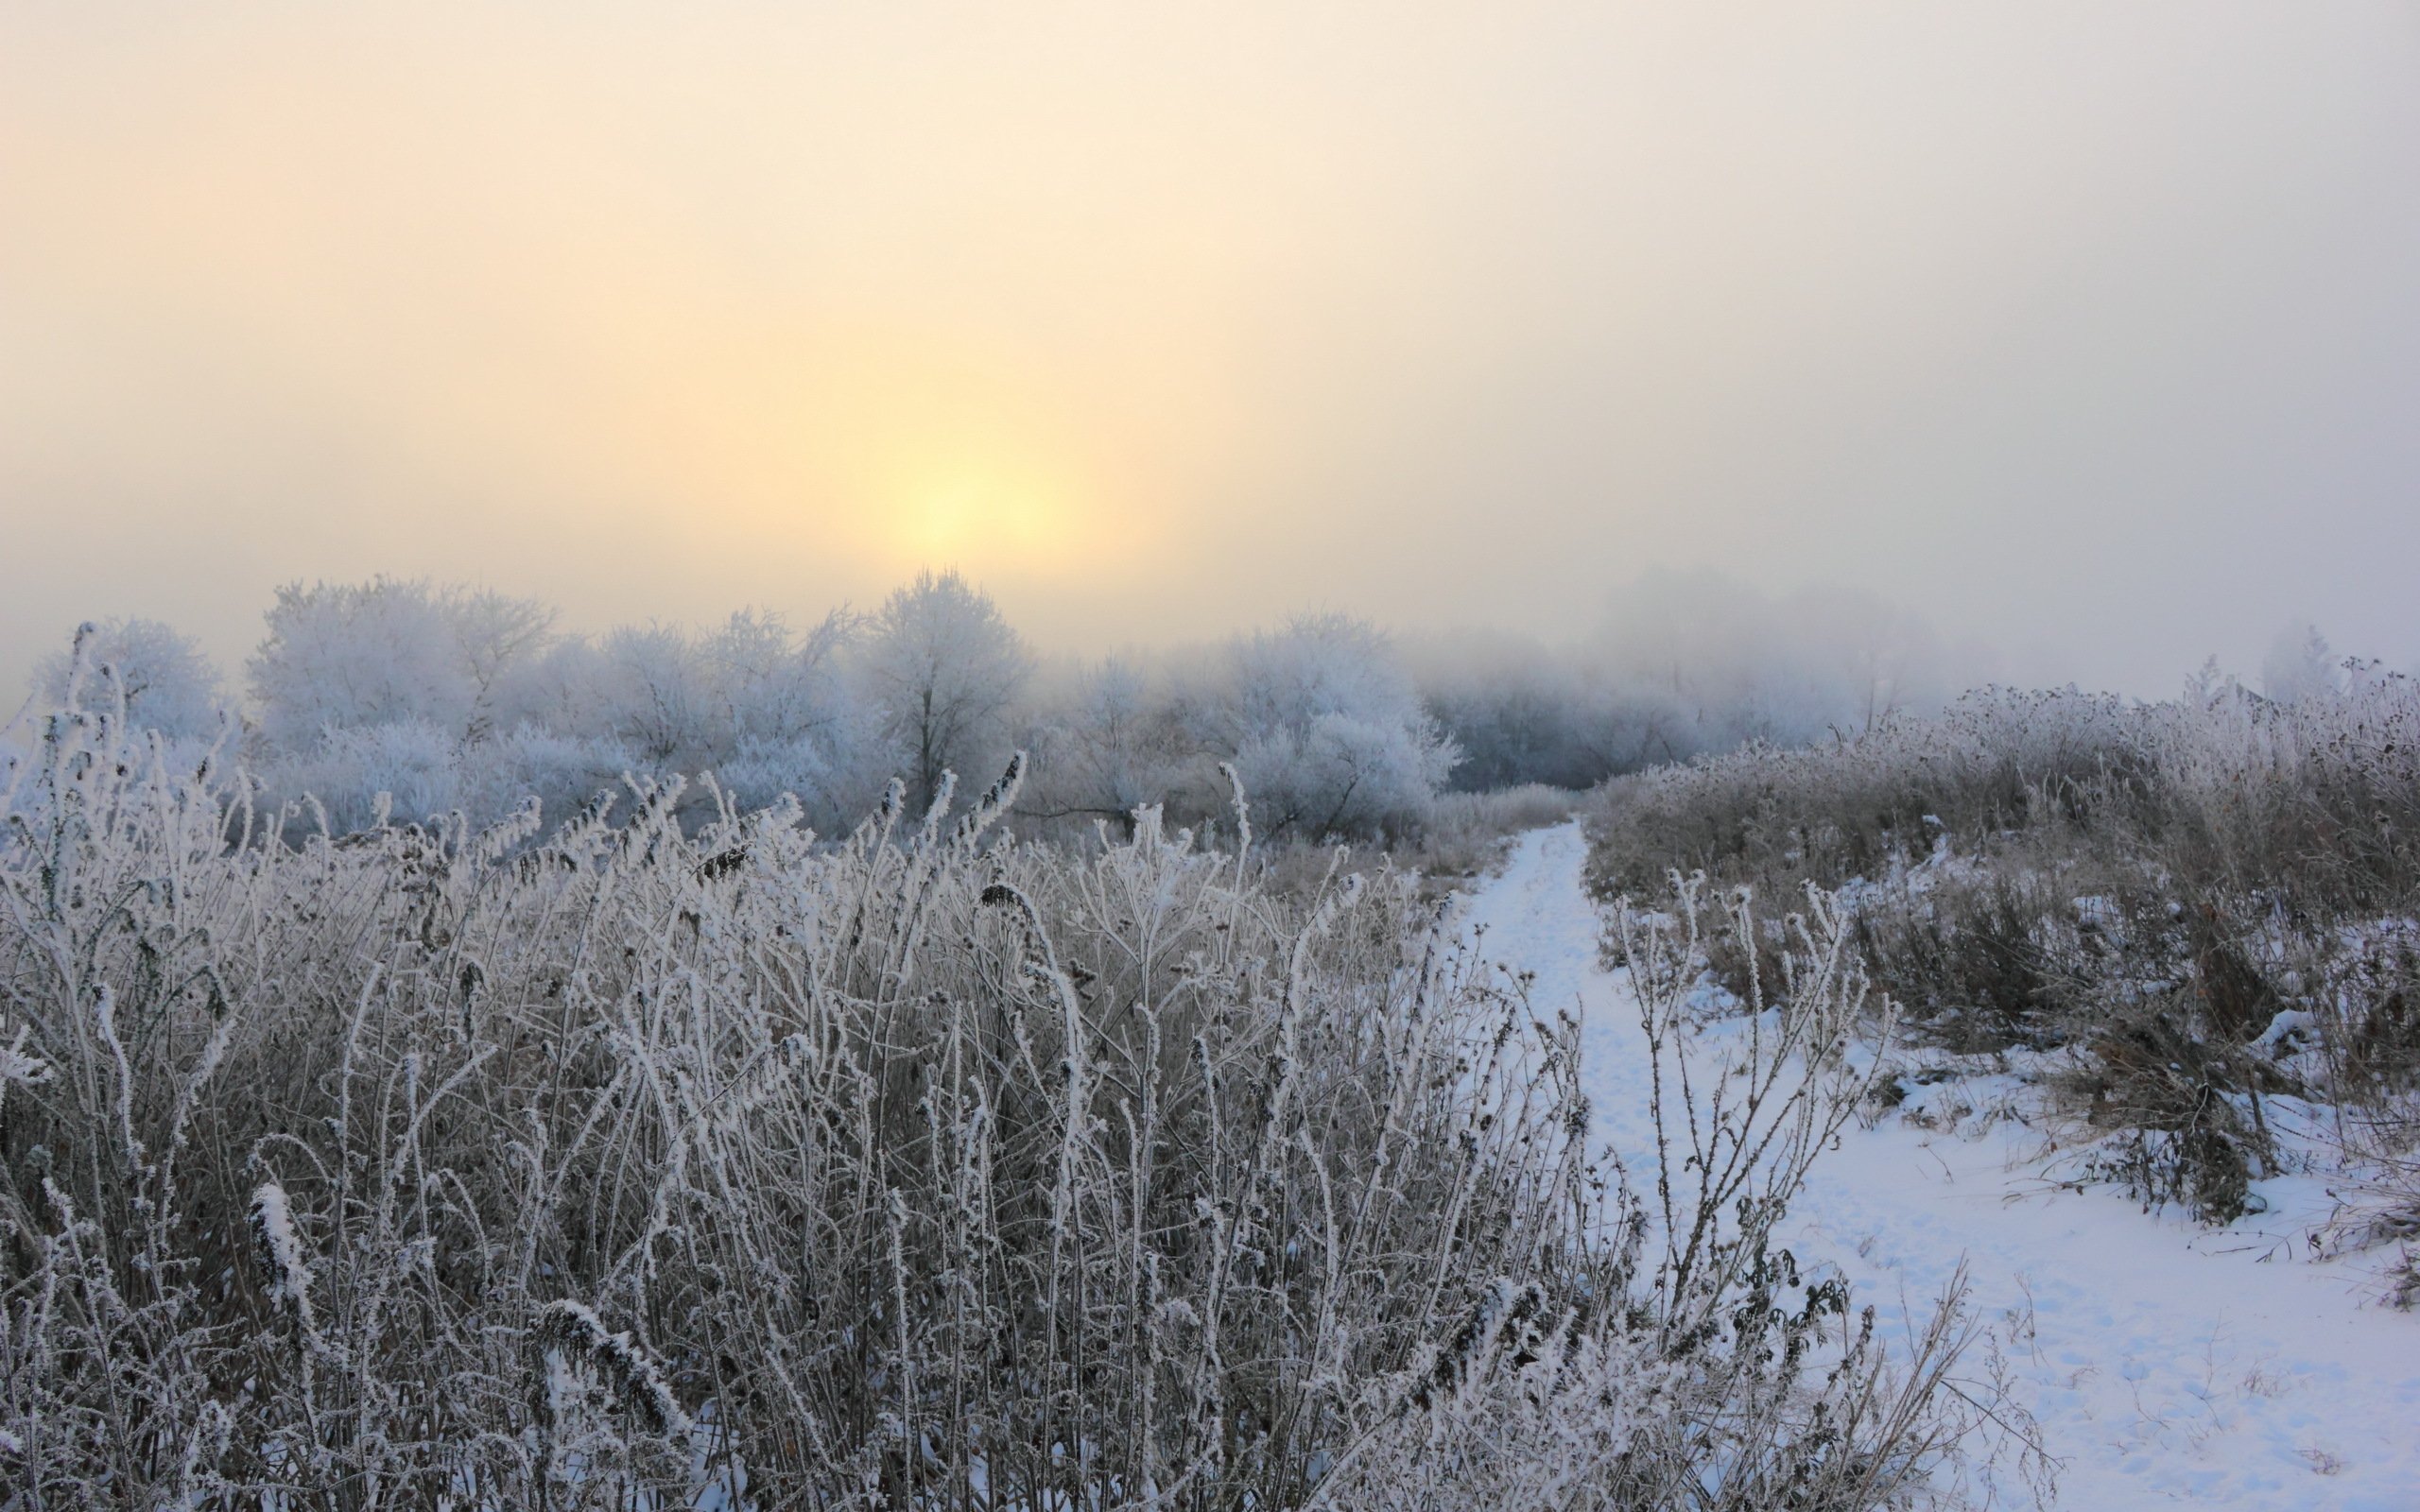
1461, 822, 2420, 1511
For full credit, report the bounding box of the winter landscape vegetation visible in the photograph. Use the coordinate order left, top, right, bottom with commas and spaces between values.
4, 585, 2417, 1507
8, 7, 2420, 1508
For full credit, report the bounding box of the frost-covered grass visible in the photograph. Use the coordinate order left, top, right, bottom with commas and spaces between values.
0, 684, 1975, 1508
1584, 677, 2420, 1273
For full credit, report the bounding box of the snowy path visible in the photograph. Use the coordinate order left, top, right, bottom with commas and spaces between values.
1459, 823, 2420, 1512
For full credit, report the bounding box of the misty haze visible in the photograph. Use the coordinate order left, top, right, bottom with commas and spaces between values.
4, 7, 2417, 1509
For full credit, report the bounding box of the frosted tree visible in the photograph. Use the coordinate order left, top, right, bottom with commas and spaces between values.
858, 570, 1032, 813
247, 578, 558, 752
1220, 613, 1459, 838
704, 608, 888, 824
1022, 654, 1190, 833
33, 617, 226, 739
565, 624, 713, 768
447, 587, 558, 738
248, 579, 479, 751
703, 608, 860, 748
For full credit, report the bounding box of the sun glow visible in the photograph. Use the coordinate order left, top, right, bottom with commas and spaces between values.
894, 469, 1070, 562
838, 424, 1129, 579
763, 344, 1145, 580
643, 328, 1151, 588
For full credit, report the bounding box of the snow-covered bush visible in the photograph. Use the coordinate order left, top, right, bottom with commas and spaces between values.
1015, 615, 1461, 848
260, 717, 466, 833
1017, 654, 1196, 837
1312, 872, 1995, 1510
1586, 683, 2143, 904
456, 722, 639, 831
236, 594, 901, 836
1230, 711, 1454, 842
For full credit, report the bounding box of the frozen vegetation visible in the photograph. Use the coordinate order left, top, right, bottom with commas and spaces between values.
1578, 656, 2420, 1504
0, 659, 1979, 1507
1585, 662, 2420, 1260
6, 582, 2411, 1507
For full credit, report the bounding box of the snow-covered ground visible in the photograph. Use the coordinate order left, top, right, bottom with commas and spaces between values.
1461, 823, 2420, 1511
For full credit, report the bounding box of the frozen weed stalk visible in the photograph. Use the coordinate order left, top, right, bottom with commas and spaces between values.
1616, 875, 1895, 1330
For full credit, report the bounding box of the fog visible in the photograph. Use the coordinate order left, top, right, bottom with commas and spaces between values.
6, 3, 2418, 703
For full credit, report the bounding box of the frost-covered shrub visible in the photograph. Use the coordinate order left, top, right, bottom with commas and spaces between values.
252, 720, 639, 838
457, 723, 638, 829
1586, 684, 2145, 904
1232, 711, 1457, 842
1017, 654, 1198, 838
256, 717, 466, 833
1017, 616, 1461, 848
1845, 869, 2093, 1053
2057, 999, 2279, 1224
1322, 871, 2010, 1512
245, 600, 896, 836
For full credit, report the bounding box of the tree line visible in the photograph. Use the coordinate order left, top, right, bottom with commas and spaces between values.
22, 567, 1982, 843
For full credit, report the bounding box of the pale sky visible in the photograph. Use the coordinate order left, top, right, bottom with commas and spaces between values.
5, 3, 2418, 701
